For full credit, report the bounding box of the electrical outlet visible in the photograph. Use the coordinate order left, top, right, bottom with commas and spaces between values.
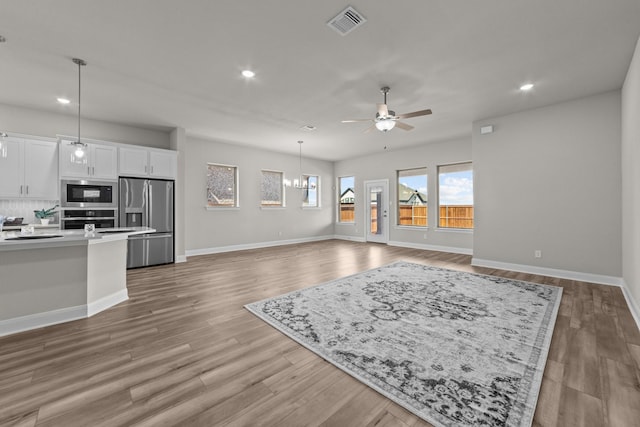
278, 231, 282, 237
534, 250, 542, 258
423, 233, 428, 239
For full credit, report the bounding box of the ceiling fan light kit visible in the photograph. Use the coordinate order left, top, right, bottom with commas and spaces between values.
342, 86, 432, 133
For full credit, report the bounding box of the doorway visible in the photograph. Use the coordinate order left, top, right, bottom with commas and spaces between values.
365, 180, 389, 244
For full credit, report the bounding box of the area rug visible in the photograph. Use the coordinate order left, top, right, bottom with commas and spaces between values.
245, 261, 562, 427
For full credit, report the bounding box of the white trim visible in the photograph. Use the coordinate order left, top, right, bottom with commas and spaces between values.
87, 289, 128, 317
471, 258, 623, 287
388, 240, 473, 255
176, 254, 187, 263
0, 305, 86, 338
620, 279, 640, 332
185, 235, 335, 256
333, 234, 367, 243
205, 206, 240, 211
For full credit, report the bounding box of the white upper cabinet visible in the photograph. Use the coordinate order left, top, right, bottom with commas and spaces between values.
149, 150, 177, 178
118, 146, 177, 179
59, 141, 118, 180
0, 137, 58, 199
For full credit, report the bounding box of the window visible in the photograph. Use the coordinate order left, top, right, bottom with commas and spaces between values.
302, 175, 319, 207
261, 170, 284, 207
338, 176, 355, 223
438, 162, 474, 229
207, 163, 238, 207
397, 167, 427, 227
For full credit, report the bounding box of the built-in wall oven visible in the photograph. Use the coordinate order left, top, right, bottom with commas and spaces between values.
60, 209, 118, 230
60, 180, 118, 230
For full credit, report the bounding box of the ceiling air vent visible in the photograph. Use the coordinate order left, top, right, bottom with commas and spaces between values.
327, 6, 367, 36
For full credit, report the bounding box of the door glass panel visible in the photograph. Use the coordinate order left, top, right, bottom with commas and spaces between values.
369, 185, 383, 235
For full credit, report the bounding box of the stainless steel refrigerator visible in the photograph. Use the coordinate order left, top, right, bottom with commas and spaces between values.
119, 177, 174, 268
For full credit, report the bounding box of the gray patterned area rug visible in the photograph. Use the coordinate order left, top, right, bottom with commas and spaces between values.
245, 261, 562, 427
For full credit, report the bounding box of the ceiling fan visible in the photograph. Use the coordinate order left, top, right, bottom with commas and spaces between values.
342, 86, 432, 132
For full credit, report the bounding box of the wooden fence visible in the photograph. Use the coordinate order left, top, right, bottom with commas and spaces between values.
340, 204, 473, 229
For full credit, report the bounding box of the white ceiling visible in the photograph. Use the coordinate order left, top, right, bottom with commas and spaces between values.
1, 1, 639, 161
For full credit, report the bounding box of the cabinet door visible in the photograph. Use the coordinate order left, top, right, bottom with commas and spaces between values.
0, 138, 23, 198
91, 144, 118, 180
119, 147, 149, 177
149, 150, 177, 179
23, 140, 58, 198
59, 141, 90, 178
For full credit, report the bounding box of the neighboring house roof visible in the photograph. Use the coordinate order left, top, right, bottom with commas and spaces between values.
398, 183, 427, 205
340, 188, 355, 204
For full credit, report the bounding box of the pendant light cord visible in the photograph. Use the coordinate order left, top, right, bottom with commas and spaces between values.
72, 58, 86, 145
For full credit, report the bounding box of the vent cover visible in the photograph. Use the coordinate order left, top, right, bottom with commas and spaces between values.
327, 6, 367, 36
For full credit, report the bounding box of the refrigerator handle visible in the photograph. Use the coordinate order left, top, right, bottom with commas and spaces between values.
143, 180, 149, 227
148, 181, 153, 228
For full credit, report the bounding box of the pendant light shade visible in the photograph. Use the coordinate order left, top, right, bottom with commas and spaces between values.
70, 58, 88, 164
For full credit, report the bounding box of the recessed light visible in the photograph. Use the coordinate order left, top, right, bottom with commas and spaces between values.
241, 70, 255, 78
57, 97, 71, 104
520, 83, 534, 91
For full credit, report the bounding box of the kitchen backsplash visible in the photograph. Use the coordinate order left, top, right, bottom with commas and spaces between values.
0, 199, 60, 224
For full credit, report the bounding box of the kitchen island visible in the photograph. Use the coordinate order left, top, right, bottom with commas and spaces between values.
0, 227, 154, 337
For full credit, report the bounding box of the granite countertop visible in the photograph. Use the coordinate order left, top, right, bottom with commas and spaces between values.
0, 227, 155, 251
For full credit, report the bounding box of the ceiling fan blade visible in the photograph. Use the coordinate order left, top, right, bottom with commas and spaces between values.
363, 123, 377, 133
377, 103, 389, 117
342, 118, 373, 123
396, 109, 432, 119
395, 121, 415, 131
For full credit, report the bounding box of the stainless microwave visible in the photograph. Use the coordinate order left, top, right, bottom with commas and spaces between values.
61, 179, 118, 208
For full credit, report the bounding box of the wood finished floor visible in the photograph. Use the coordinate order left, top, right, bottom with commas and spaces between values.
1, 240, 640, 427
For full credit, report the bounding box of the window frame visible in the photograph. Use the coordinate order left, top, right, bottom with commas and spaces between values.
260, 169, 285, 208
396, 167, 428, 228
437, 162, 474, 230
302, 174, 320, 208
337, 175, 355, 223
206, 163, 239, 209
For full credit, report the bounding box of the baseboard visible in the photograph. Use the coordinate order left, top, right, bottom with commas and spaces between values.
87, 289, 129, 317
332, 234, 367, 243
175, 255, 187, 263
620, 279, 640, 332
0, 305, 87, 338
186, 235, 335, 256
471, 258, 623, 287
388, 240, 473, 255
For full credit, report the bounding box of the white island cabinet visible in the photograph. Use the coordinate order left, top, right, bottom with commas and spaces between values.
0, 227, 154, 337
59, 140, 118, 180
0, 137, 58, 199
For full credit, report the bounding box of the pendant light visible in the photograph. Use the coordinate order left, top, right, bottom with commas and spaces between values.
293, 140, 307, 189
70, 58, 88, 164
0, 132, 7, 158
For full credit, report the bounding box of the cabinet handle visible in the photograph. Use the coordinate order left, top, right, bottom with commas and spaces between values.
151, 166, 154, 174
20, 185, 23, 194
92, 166, 95, 176
26, 185, 29, 195
88, 166, 91, 175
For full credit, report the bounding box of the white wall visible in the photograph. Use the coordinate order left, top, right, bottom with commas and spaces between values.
622, 36, 640, 314
184, 137, 334, 253
333, 137, 473, 253
0, 103, 170, 149
472, 91, 622, 280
